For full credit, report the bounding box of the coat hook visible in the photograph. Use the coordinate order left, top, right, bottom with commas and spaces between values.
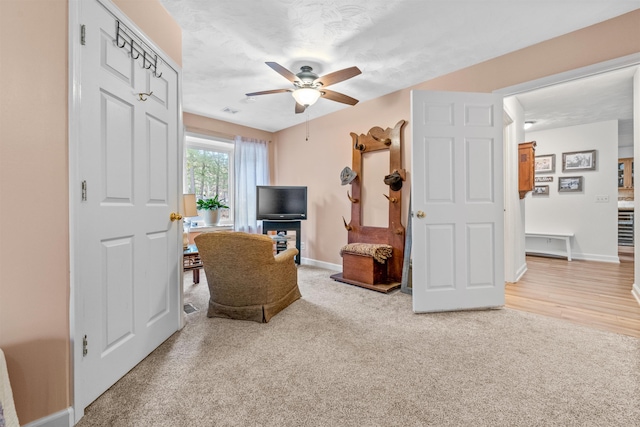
342, 216, 353, 231
152, 55, 162, 78
383, 194, 398, 203
115, 21, 127, 48
130, 39, 140, 59
347, 191, 358, 203
354, 137, 366, 151
138, 91, 153, 101
116, 33, 127, 49
142, 51, 149, 69
394, 227, 404, 235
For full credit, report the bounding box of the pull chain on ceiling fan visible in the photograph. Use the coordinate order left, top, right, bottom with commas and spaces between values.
246, 62, 362, 114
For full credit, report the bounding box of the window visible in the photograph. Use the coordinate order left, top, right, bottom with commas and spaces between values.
183, 134, 234, 226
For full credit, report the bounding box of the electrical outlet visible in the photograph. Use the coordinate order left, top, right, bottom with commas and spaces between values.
301, 242, 306, 250
595, 195, 609, 203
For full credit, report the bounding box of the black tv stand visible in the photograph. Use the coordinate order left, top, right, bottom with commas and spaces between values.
262, 220, 301, 265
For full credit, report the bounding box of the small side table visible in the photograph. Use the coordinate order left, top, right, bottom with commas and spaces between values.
183, 244, 203, 284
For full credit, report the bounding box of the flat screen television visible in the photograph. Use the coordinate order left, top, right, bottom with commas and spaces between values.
256, 186, 307, 221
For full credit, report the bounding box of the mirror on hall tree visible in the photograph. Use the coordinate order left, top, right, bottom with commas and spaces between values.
361, 150, 389, 228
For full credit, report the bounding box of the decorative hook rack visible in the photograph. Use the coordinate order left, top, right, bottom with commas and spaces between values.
342, 216, 353, 231
383, 194, 398, 203
353, 137, 366, 151
115, 20, 163, 78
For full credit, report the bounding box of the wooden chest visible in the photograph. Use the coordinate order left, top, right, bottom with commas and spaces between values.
342, 253, 387, 285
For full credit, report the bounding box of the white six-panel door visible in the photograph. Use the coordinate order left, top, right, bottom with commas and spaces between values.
74, 0, 181, 417
411, 90, 504, 312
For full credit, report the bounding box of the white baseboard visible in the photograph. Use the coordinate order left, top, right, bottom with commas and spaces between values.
572, 253, 620, 263
632, 283, 640, 306
300, 257, 341, 271
514, 262, 528, 282
22, 407, 73, 427
526, 251, 619, 263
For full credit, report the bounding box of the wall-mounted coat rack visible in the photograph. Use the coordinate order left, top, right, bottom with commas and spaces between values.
115, 20, 163, 78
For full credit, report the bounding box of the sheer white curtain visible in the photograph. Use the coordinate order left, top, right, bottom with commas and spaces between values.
234, 136, 270, 233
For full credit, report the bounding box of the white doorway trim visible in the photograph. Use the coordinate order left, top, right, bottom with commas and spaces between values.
502, 109, 520, 283
496, 53, 640, 98
633, 66, 640, 306
496, 53, 640, 290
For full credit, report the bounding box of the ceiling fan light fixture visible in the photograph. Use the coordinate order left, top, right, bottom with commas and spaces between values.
292, 87, 321, 106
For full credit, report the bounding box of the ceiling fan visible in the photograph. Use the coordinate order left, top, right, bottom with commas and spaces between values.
246, 62, 362, 114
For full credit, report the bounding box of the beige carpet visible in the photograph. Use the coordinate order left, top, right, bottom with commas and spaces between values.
77, 266, 640, 426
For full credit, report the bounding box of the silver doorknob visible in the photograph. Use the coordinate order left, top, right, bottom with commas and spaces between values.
416, 210, 426, 219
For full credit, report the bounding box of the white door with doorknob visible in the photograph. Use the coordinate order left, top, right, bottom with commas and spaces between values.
411, 90, 504, 312
73, 0, 182, 418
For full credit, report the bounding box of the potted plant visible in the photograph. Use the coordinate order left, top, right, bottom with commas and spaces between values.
197, 195, 229, 226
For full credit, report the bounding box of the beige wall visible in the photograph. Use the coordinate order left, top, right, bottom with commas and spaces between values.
274, 10, 640, 266
0, 3, 638, 425
0, 0, 180, 424
0, 0, 70, 423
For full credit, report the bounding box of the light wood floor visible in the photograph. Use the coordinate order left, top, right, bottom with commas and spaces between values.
505, 250, 640, 338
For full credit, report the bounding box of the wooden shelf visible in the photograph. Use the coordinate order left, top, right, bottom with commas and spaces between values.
618, 157, 634, 189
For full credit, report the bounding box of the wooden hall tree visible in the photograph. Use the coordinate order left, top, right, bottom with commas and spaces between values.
331, 120, 407, 293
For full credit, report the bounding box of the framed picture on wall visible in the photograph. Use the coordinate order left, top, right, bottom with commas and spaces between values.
533, 185, 549, 196
535, 176, 553, 183
562, 150, 596, 171
558, 176, 583, 192
535, 154, 555, 174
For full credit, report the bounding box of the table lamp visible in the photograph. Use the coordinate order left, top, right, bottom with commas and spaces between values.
183, 194, 198, 249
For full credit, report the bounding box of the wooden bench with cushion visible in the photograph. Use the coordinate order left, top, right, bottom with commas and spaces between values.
340, 243, 393, 285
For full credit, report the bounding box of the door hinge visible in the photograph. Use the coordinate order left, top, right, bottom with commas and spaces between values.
83, 335, 88, 357
81, 180, 87, 201
80, 24, 86, 45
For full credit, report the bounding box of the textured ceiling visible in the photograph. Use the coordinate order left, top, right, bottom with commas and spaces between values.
160, 0, 639, 132
516, 66, 637, 145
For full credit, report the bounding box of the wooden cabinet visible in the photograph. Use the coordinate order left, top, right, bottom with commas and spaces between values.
518, 141, 536, 199
618, 158, 633, 189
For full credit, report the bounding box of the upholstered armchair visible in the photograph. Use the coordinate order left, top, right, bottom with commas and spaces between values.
194, 231, 301, 323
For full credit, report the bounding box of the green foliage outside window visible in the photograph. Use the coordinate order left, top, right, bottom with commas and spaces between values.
185, 147, 230, 203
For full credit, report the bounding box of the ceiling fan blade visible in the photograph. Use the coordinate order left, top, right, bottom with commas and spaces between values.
321, 89, 359, 106
315, 66, 361, 87
295, 102, 306, 114
266, 62, 300, 83
245, 89, 292, 97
